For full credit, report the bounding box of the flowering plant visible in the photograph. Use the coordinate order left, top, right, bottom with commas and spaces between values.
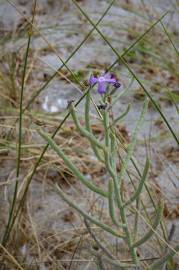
39, 74, 170, 269
89, 73, 121, 94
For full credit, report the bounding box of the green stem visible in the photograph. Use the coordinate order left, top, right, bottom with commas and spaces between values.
124, 158, 150, 207
119, 98, 148, 191
132, 200, 164, 248
160, 21, 178, 55
2, 1, 36, 246
113, 176, 139, 265
131, 157, 168, 243
110, 104, 131, 128
84, 218, 130, 268
103, 110, 110, 148
101, 103, 138, 264
55, 184, 124, 238
39, 130, 108, 198
110, 131, 117, 171
133, 197, 140, 242
148, 245, 179, 270
85, 91, 104, 162
69, 103, 105, 150
108, 180, 125, 228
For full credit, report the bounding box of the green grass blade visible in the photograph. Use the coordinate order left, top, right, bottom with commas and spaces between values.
160, 21, 179, 55
1, 1, 36, 246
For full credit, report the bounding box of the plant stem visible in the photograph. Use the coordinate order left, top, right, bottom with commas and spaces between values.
2, 0, 36, 246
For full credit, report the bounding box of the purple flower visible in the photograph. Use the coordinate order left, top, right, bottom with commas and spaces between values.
89, 73, 121, 94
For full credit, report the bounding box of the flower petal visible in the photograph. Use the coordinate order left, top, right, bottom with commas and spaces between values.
113, 81, 121, 88
110, 74, 116, 79
105, 78, 117, 84
103, 73, 112, 79
89, 75, 98, 85
103, 73, 117, 84
97, 82, 107, 94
